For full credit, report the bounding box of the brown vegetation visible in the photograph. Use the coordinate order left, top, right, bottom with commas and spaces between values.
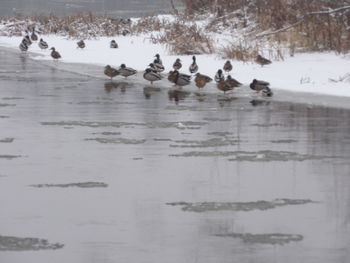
181, 0, 350, 53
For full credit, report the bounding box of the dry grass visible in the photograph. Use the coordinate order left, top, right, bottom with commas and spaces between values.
0, 12, 128, 39
220, 41, 285, 62
148, 20, 214, 55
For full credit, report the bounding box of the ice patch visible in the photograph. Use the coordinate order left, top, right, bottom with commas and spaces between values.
0, 138, 14, 143
216, 233, 303, 245
166, 199, 316, 212
85, 138, 146, 144
31, 182, 108, 188
0, 235, 64, 251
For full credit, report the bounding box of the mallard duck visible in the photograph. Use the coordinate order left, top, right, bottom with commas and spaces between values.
31, 29, 38, 41
23, 35, 32, 46
226, 75, 242, 88
50, 47, 61, 60
255, 55, 272, 66
250, 79, 270, 92
154, 54, 163, 65
110, 40, 118, 48
217, 80, 233, 94
223, 60, 233, 73
143, 68, 162, 84
194, 73, 212, 89
152, 60, 165, 73
19, 40, 28, 52
215, 69, 225, 83
173, 58, 182, 70
122, 29, 130, 36
77, 40, 85, 49
104, 65, 119, 80
168, 70, 191, 87
189, 56, 198, 74
262, 86, 273, 97
38, 38, 48, 49
118, 64, 137, 78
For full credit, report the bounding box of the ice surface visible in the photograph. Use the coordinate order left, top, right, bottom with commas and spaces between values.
1, 48, 350, 263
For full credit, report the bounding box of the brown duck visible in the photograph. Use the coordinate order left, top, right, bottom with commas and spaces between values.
223, 60, 233, 73
255, 55, 272, 66
226, 75, 242, 88
50, 47, 61, 60
104, 65, 119, 80
194, 73, 212, 89
217, 80, 233, 94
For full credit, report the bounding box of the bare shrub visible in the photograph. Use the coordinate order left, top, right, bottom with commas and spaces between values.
157, 21, 214, 55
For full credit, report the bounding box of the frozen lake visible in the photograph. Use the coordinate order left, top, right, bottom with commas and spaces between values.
1, 48, 350, 263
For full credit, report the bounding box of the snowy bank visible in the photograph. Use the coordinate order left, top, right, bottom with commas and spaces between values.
0, 35, 349, 98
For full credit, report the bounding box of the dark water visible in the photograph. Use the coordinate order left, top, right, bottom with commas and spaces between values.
0, 0, 182, 17
1, 48, 350, 263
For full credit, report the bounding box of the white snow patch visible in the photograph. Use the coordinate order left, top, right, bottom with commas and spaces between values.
0, 34, 349, 97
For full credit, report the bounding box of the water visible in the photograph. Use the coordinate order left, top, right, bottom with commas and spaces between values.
0, 0, 182, 17
1, 48, 350, 263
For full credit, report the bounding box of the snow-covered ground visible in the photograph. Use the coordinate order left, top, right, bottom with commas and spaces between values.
0, 34, 349, 97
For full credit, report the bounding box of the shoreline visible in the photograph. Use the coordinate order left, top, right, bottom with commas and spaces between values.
1, 45, 350, 110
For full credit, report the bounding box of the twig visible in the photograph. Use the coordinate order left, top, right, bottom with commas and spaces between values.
256, 5, 350, 38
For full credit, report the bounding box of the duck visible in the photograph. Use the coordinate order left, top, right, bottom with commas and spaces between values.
154, 54, 163, 65
118, 64, 137, 78
168, 70, 191, 87
262, 86, 274, 97
50, 47, 61, 60
122, 29, 130, 36
223, 60, 233, 74
19, 40, 28, 52
214, 69, 225, 83
77, 40, 85, 49
143, 68, 162, 84
23, 35, 32, 46
194, 73, 212, 89
110, 40, 118, 48
250, 79, 270, 92
216, 79, 234, 94
38, 38, 48, 49
255, 55, 272, 66
189, 56, 198, 74
104, 65, 119, 80
173, 58, 182, 70
226, 75, 242, 88
151, 60, 165, 73
30, 28, 38, 41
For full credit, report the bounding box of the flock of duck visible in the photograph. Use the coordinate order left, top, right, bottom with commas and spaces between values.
105, 53, 273, 97
19, 29, 273, 97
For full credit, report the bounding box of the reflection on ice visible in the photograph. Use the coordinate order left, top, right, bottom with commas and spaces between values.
104, 81, 134, 93
167, 199, 316, 212
168, 89, 191, 103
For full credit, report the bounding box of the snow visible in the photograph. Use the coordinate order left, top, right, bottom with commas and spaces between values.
0, 34, 349, 97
